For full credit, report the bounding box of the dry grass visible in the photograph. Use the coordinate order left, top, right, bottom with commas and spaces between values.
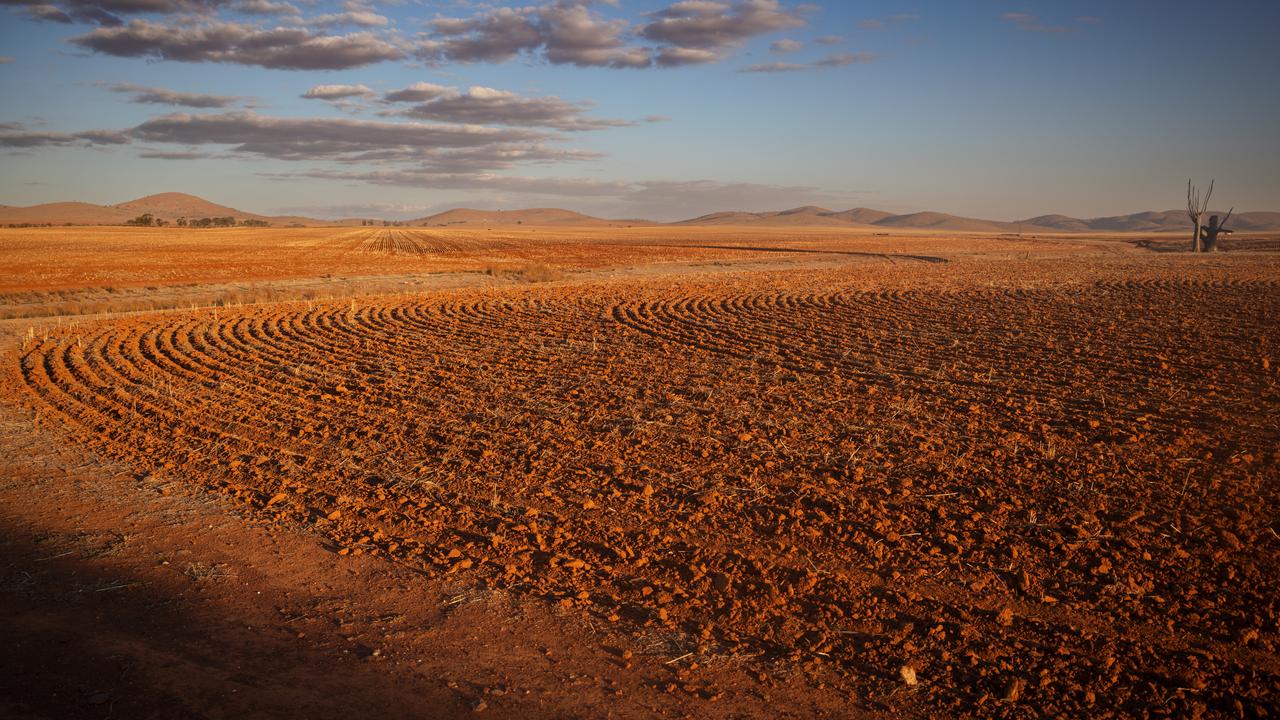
482, 262, 567, 283
182, 561, 230, 583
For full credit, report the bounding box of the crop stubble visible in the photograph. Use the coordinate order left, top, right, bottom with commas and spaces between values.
8, 263, 1279, 717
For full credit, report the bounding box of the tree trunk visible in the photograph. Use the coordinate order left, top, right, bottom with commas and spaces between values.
1192, 219, 1202, 252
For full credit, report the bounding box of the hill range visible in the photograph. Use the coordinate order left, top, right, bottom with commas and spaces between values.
0, 193, 329, 227
2, 193, 1278, 232
411, 207, 655, 228
674, 206, 1280, 233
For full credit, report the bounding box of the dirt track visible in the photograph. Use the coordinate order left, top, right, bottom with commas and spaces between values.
1, 229, 1278, 718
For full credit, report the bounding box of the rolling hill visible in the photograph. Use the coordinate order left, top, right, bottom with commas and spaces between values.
2, 192, 1278, 232
674, 206, 1280, 232
872, 212, 1017, 233
0, 201, 136, 226
413, 207, 654, 227
678, 206, 883, 227
0, 192, 331, 227
675, 206, 1018, 231
1022, 210, 1280, 233
1019, 214, 1093, 232
820, 208, 897, 225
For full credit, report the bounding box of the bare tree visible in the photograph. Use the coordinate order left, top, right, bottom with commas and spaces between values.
1201, 208, 1234, 252
1187, 178, 1214, 252
1186, 179, 1236, 252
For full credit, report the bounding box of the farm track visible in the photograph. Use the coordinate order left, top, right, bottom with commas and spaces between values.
8, 269, 1280, 717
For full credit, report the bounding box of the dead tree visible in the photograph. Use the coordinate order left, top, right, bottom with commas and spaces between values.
1201, 210, 1234, 252
1187, 178, 1214, 252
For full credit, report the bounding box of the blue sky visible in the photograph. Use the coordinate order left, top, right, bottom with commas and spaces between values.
1, 0, 1277, 221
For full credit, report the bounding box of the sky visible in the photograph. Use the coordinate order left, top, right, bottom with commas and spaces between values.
1, 0, 1277, 221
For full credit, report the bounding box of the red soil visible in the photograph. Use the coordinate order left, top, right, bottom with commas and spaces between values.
4, 254, 1277, 718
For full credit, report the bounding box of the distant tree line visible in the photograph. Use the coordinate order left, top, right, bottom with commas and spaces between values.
125, 214, 270, 228
127, 214, 167, 226
360, 219, 407, 226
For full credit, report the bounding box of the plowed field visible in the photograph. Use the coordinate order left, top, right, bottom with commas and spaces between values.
8, 257, 1279, 717
352, 228, 519, 255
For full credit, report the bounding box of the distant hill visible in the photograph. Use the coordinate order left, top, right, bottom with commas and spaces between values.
873, 212, 1017, 233
678, 206, 886, 227
674, 206, 1280, 232
822, 208, 896, 225
1021, 210, 1280, 233
413, 207, 654, 227
118, 193, 257, 222
1020, 214, 1092, 232
0, 192, 331, 227
675, 206, 1017, 231
3, 192, 1278, 232
1235, 212, 1280, 231
0, 201, 136, 226
677, 211, 768, 226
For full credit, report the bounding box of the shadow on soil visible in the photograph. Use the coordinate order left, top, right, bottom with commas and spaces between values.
0, 520, 465, 720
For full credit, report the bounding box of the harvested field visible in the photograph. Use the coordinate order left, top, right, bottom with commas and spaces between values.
0, 223, 1135, 296
353, 228, 518, 256
6, 247, 1279, 717
0, 224, 1078, 319
2, 223, 1243, 321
